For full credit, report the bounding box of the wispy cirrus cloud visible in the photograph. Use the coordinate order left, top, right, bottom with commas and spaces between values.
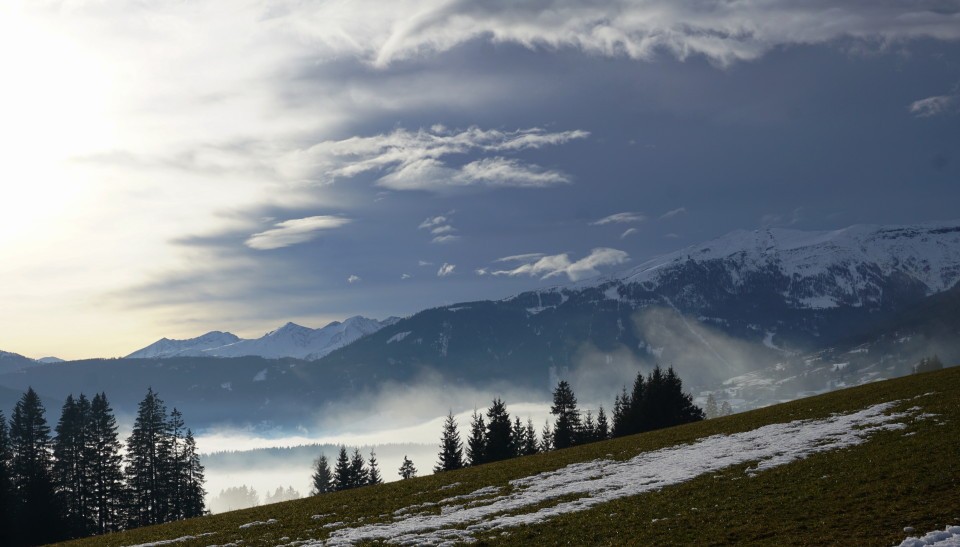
491, 248, 629, 281
659, 207, 687, 219
620, 228, 638, 239
272, 0, 960, 68
279, 126, 588, 191
909, 93, 960, 117
245, 216, 352, 250
590, 212, 646, 225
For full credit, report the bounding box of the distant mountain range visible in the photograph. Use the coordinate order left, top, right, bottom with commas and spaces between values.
1, 220, 957, 430
126, 316, 400, 361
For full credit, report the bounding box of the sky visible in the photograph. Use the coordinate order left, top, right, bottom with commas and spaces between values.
1, 0, 959, 360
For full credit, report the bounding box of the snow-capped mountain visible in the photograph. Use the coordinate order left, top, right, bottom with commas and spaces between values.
606, 221, 960, 310
126, 331, 242, 359
319, 221, 960, 389
125, 316, 399, 360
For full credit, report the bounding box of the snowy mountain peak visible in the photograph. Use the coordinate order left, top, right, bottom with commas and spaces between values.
125, 316, 396, 361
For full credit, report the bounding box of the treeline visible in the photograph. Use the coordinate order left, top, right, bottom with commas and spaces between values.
436, 365, 704, 471
0, 387, 205, 546
310, 447, 385, 494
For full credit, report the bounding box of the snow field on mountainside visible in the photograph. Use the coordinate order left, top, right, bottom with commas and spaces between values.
296, 400, 931, 546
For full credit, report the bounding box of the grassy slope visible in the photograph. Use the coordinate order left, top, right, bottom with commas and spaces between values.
58, 367, 960, 547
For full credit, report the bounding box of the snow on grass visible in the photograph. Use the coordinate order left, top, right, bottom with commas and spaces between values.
121, 533, 215, 547
899, 526, 960, 547
238, 518, 278, 529
311, 401, 925, 546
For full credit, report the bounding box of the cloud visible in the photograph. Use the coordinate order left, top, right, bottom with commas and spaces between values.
590, 212, 646, 225
431, 235, 461, 244
272, 0, 960, 68
659, 207, 687, 219
437, 263, 456, 276
475, 268, 488, 276
244, 216, 352, 250
347, 275, 361, 283
401, 273, 411, 279
491, 248, 629, 281
496, 253, 547, 263
418, 260, 433, 267
430, 225, 456, 234
419, 215, 450, 229
909, 93, 960, 117
620, 228, 638, 239
279, 126, 588, 191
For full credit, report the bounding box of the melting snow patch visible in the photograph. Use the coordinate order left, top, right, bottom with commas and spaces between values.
122, 533, 215, 547
387, 331, 412, 344
439, 482, 461, 490
252, 369, 268, 382
239, 519, 278, 529
312, 401, 925, 546
899, 526, 960, 547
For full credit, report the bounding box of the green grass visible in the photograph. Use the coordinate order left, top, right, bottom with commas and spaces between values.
57, 368, 960, 546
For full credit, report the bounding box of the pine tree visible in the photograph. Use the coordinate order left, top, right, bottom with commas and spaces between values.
510, 416, 526, 458
596, 407, 610, 441
704, 394, 719, 419
720, 401, 733, 416
333, 446, 352, 491
522, 419, 539, 456
367, 450, 383, 486
166, 409, 186, 519
611, 387, 631, 438
580, 410, 597, 444
550, 381, 580, 449
178, 429, 206, 519
311, 454, 333, 495
125, 388, 173, 528
484, 399, 514, 463
54, 394, 93, 538
0, 411, 13, 546
398, 456, 417, 480
614, 366, 704, 436
540, 420, 553, 452
434, 411, 464, 473
466, 410, 487, 466
85, 393, 125, 535
10, 387, 65, 545
350, 448, 368, 489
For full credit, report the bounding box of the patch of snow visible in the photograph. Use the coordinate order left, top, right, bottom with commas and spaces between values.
439, 482, 462, 490
899, 526, 960, 547
220, 382, 232, 391
252, 369, 268, 382
121, 532, 215, 546
318, 401, 924, 546
239, 519, 278, 529
387, 331, 412, 344
604, 285, 621, 301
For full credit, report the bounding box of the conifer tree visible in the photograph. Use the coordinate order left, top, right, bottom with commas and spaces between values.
704, 394, 719, 419
510, 416, 526, 458
522, 419, 539, 456
333, 446, 352, 491
720, 401, 733, 416
550, 381, 580, 449
178, 429, 205, 519
434, 411, 464, 473
350, 448, 368, 489
540, 420, 553, 452
580, 410, 597, 444
596, 406, 610, 441
0, 411, 13, 546
466, 410, 487, 466
10, 387, 65, 545
311, 454, 333, 495
484, 399, 514, 463
612, 387, 630, 437
125, 388, 173, 528
367, 450, 383, 486
54, 393, 93, 538
85, 393, 125, 535
398, 456, 417, 480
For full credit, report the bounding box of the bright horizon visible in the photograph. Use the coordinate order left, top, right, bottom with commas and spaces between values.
2, 2, 959, 360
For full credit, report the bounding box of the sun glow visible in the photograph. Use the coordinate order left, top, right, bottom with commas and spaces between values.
0, 8, 115, 245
